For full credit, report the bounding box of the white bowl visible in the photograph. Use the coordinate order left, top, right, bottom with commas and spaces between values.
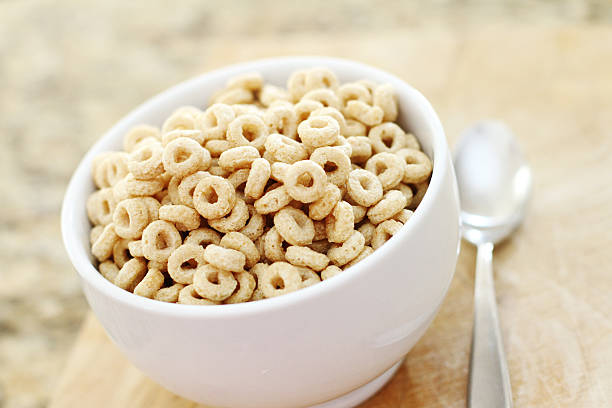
61, 57, 460, 408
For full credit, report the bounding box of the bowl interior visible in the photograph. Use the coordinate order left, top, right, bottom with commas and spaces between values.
61, 56, 448, 316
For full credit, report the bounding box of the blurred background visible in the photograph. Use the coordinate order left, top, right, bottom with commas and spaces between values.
1, 1, 611, 407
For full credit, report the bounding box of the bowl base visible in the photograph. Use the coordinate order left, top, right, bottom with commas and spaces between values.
309, 360, 403, 408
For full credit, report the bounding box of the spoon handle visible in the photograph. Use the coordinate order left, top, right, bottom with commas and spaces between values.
467, 242, 513, 408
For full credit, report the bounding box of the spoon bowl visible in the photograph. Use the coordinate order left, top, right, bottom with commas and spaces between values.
454, 121, 532, 245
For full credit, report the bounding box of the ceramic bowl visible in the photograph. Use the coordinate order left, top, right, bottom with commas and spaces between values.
61, 56, 460, 408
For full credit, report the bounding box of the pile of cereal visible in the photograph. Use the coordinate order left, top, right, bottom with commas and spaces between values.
86, 67, 432, 305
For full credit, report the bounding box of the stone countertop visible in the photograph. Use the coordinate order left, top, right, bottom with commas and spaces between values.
1, 1, 611, 407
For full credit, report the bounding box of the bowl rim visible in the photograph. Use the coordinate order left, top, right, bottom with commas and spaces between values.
61, 56, 449, 319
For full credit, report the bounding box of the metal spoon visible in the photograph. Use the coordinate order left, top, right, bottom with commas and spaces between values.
453, 121, 532, 408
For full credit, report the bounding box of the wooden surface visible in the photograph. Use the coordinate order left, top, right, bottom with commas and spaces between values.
50, 24, 612, 408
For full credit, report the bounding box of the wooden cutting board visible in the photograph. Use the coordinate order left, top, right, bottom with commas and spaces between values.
50, 24, 612, 408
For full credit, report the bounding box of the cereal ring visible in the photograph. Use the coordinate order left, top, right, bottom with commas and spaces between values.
356, 79, 377, 96
127, 240, 144, 257
270, 162, 290, 182
148, 259, 167, 272
162, 110, 198, 134
244, 158, 271, 200
179, 284, 220, 305
308, 183, 341, 221
262, 227, 286, 262
285, 246, 329, 272
233, 103, 264, 117
167, 175, 181, 204
218, 146, 260, 172
321, 265, 342, 280
297, 116, 339, 148
368, 123, 407, 153
347, 169, 383, 207
123, 125, 161, 153
408, 180, 429, 210
134, 268, 165, 298
154, 283, 185, 303
92, 152, 112, 181
161, 128, 205, 147
90, 225, 104, 245
331, 135, 352, 157
226, 72, 263, 91
264, 104, 298, 139
345, 245, 374, 268
114, 258, 147, 292
162, 137, 207, 178
205, 139, 232, 158
352, 204, 367, 223
193, 263, 238, 301
196, 103, 235, 142
301, 89, 341, 110
227, 169, 250, 192
224, 271, 256, 303
337, 83, 371, 111
310, 146, 351, 186
344, 119, 367, 137
254, 185, 292, 214
86, 188, 116, 225
112, 198, 150, 239
395, 148, 433, 184
346, 100, 384, 127
139, 197, 160, 223
346, 136, 372, 164
327, 230, 365, 266
213, 87, 254, 105
193, 176, 237, 219
295, 266, 321, 288
259, 84, 291, 107
365, 152, 405, 190
294, 99, 324, 123
159, 204, 201, 231
373, 83, 398, 122
284, 160, 327, 203
248, 263, 267, 301
372, 219, 403, 249
358, 222, 376, 246
177, 171, 210, 208
405, 132, 421, 150
305, 67, 339, 92
184, 227, 221, 248
203, 244, 246, 272
112, 239, 132, 268
325, 201, 354, 243
260, 262, 302, 298
167, 244, 207, 284
393, 208, 413, 223
396, 183, 414, 207
286, 69, 309, 101
128, 142, 164, 180
142, 220, 182, 262
367, 190, 408, 224
121, 173, 165, 197
99, 260, 120, 282
227, 114, 268, 151
94, 153, 129, 188
208, 198, 249, 233
264, 133, 308, 164
274, 207, 315, 246
220, 231, 260, 269
239, 205, 265, 240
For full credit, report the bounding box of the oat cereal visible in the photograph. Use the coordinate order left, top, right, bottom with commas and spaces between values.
86, 67, 432, 304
